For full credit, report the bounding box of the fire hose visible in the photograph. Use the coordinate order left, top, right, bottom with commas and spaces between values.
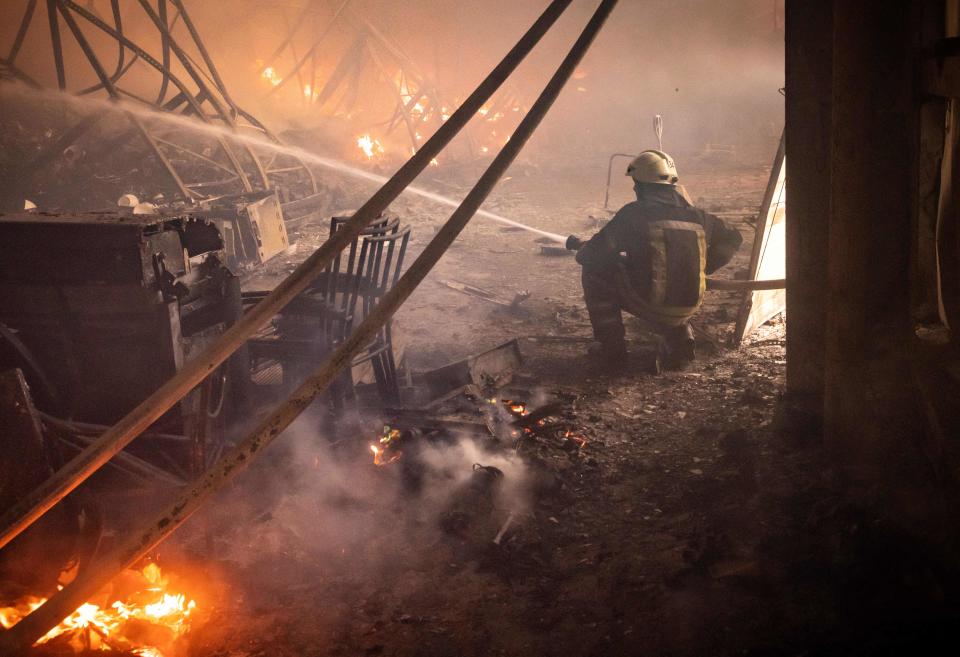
0, 0, 617, 650
0, 0, 579, 558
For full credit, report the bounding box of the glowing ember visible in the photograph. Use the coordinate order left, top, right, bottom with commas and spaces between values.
565, 430, 589, 449
356, 134, 385, 159
260, 66, 282, 86
502, 400, 528, 416
371, 427, 403, 466
0, 563, 197, 656
429, 157, 439, 167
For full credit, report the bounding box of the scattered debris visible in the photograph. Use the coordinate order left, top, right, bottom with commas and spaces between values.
441, 279, 531, 308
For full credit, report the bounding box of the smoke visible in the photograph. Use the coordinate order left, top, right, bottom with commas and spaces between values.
0, 0, 782, 170
187, 411, 532, 577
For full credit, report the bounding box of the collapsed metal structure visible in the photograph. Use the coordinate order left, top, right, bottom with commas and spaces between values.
259, 0, 526, 159
2, 0, 318, 207
0, 0, 619, 650
264, 0, 450, 151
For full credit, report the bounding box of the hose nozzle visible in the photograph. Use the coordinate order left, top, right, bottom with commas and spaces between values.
565, 235, 584, 251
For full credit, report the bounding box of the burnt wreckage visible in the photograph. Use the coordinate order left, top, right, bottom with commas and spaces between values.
0, 0, 619, 651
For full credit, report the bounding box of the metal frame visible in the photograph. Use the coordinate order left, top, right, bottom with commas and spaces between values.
0, 0, 597, 645
260, 3, 470, 157
2, 0, 318, 203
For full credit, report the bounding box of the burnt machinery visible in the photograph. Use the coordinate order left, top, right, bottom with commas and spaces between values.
0, 208, 246, 476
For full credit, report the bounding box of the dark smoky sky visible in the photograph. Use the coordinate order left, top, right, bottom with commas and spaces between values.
0, 0, 784, 163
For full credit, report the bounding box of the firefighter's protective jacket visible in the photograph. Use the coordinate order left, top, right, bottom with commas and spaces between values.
576, 185, 742, 322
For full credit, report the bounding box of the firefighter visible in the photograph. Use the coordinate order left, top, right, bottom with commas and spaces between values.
566, 150, 742, 370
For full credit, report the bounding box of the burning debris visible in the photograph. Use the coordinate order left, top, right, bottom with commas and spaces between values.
356, 134, 386, 160
259, 65, 283, 87
0, 562, 197, 656
371, 426, 405, 466
0, 1, 811, 656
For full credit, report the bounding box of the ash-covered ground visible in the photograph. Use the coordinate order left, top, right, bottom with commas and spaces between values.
168, 159, 948, 657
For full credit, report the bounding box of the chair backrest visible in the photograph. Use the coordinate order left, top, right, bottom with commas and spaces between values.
322, 214, 400, 310
329, 213, 399, 238
357, 226, 411, 319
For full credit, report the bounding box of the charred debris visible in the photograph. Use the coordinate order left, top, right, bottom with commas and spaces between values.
2, 1, 960, 657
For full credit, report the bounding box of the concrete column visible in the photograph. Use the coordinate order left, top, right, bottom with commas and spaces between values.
825, 0, 920, 475
784, 0, 833, 416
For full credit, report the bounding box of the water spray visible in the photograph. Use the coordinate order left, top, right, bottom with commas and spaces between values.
0, 83, 569, 244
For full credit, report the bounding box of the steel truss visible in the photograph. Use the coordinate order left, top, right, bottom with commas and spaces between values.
1, 0, 318, 204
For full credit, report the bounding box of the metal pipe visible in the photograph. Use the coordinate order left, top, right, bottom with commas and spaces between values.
266, 0, 352, 98
0, 0, 575, 553
0, 3, 616, 649
47, 0, 67, 89
132, 0, 258, 192
706, 277, 786, 291
7, 0, 38, 65
60, 1, 205, 118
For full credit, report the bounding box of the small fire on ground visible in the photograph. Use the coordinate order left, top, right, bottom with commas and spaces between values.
0, 562, 196, 656
496, 398, 589, 450
371, 426, 403, 466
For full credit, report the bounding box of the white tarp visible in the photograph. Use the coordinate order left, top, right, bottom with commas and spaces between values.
734, 133, 786, 342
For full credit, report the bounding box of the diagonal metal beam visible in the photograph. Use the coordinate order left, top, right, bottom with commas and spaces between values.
0, 0, 576, 555
0, 2, 616, 649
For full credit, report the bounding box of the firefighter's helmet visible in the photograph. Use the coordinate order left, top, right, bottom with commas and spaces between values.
626, 150, 679, 185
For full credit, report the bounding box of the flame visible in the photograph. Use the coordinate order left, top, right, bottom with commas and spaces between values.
356, 134, 385, 159
260, 66, 282, 86
429, 157, 439, 167
501, 400, 528, 416
564, 430, 589, 449
0, 563, 197, 656
303, 84, 312, 98
371, 428, 403, 466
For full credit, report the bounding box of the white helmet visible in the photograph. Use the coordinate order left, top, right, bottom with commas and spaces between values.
626, 150, 679, 185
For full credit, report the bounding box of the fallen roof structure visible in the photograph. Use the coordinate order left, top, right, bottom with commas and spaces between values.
0, 0, 622, 649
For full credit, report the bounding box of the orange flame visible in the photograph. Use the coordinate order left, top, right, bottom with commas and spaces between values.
0, 563, 197, 656
371, 428, 403, 466
260, 66, 282, 86
356, 134, 385, 159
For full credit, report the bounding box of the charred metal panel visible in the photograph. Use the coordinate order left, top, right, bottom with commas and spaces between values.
0, 211, 240, 426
